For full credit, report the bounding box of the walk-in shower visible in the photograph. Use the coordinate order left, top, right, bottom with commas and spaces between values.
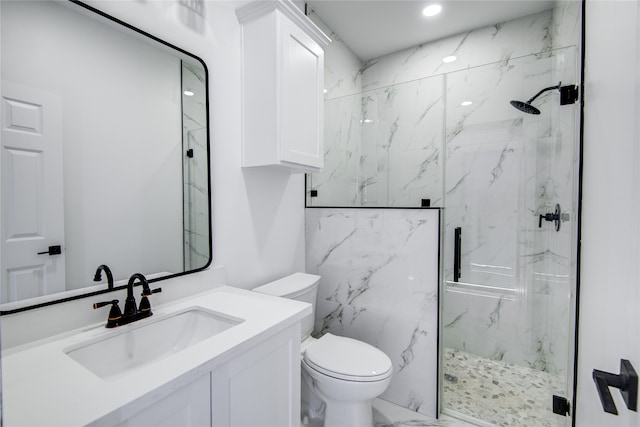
441, 48, 580, 426
307, 47, 580, 426
305, 2, 582, 426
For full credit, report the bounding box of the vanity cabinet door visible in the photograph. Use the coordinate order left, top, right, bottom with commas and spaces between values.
211, 326, 301, 427
115, 374, 211, 427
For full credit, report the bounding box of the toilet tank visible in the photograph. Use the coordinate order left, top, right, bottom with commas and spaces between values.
252, 273, 320, 340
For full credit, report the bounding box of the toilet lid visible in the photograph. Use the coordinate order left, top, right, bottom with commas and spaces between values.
303, 333, 392, 382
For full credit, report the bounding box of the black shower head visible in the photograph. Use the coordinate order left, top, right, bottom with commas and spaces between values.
510, 82, 569, 115
510, 100, 541, 115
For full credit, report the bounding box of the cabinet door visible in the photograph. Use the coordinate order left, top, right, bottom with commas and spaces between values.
116, 374, 211, 427
280, 17, 324, 170
211, 326, 301, 427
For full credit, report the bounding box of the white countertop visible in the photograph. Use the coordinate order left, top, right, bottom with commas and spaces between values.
3, 286, 311, 427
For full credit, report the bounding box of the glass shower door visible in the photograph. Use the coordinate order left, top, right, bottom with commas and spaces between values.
441, 48, 579, 427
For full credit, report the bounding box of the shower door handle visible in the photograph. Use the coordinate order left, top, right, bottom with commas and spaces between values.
454, 227, 462, 282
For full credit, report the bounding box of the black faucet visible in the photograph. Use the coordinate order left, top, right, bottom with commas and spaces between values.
125, 273, 162, 318
93, 264, 114, 290
94, 273, 162, 328
123, 273, 143, 317
123, 273, 162, 320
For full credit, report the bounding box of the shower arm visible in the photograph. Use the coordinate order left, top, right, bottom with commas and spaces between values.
526, 82, 562, 104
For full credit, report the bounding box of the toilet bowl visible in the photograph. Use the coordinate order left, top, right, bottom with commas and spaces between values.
253, 273, 393, 427
302, 333, 392, 426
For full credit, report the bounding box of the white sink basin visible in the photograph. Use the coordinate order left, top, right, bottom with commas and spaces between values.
65, 307, 243, 379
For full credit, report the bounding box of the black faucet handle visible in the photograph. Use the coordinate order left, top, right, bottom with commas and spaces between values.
138, 287, 161, 315
142, 287, 162, 296
93, 299, 122, 328
93, 299, 118, 309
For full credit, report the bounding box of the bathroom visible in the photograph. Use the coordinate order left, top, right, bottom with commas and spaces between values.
0, 0, 639, 426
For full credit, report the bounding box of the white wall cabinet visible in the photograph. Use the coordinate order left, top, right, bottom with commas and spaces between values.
236, 1, 330, 172
114, 326, 301, 427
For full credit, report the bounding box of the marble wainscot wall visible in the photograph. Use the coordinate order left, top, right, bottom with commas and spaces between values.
305, 208, 440, 417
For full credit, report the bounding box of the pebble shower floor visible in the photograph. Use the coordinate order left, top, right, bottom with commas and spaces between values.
442, 348, 567, 426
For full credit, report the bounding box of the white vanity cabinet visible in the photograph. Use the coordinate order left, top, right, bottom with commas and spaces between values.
115, 374, 212, 427
3, 285, 310, 427
114, 326, 301, 427
236, 1, 330, 172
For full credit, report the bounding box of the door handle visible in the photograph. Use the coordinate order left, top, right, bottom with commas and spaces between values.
453, 227, 461, 282
593, 359, 638, 415
37, 245, 62, 256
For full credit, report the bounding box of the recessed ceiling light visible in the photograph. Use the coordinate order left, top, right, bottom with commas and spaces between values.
461, 101, 473, 106
422, 4, 442, 17
183, 90, 194, 97
442, 55, 457, 63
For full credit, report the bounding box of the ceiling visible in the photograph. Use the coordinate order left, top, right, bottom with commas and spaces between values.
306, 0, 556, 61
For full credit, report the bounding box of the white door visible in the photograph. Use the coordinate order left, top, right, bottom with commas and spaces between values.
578, 1, 640, 426
1, 81, 65, 304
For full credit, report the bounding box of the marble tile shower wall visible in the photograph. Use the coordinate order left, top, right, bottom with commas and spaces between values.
308, 3, 581, 206
306, 208, 440, 417
307, 11, 364, 207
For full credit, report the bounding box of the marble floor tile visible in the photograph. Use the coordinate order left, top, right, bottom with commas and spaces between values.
373, 398, 473, 427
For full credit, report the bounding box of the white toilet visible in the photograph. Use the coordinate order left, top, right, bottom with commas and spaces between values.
253, 273, 392, 427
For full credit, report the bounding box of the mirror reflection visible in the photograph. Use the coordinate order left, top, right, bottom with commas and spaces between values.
0, 0, 211, 308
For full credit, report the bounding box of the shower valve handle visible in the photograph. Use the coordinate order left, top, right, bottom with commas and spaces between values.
538, 212, 558, 226
538, 204, 562, 232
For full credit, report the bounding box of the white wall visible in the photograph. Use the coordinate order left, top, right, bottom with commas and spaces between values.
77, 0, 306, 289
578, 0, 640, 425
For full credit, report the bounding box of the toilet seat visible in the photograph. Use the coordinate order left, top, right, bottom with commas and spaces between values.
303, 333, 392, 382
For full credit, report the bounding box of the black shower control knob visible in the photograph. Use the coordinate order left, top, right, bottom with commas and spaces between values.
539, 213, 557, 227
538, 204, 562, 231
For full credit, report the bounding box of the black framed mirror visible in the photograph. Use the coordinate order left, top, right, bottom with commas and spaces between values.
0, 0, 211, 314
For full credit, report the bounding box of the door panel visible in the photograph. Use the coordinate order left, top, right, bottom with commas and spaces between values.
578, 1, 640, 425
1, 81, 65, 303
